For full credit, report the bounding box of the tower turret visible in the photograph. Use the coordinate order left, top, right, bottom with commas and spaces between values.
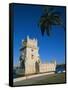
19, 36, 40, 75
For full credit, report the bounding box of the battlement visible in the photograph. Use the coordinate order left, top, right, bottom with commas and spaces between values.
22, 36, 38, 48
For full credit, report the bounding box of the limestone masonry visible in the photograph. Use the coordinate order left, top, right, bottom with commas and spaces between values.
17, 36, 56, 75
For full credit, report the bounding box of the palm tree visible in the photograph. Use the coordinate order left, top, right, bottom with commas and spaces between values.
39, 6, 64, 36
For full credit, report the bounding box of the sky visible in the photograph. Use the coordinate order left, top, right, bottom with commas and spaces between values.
12, 4, 66, 65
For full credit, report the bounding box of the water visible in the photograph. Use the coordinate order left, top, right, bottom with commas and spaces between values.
56, 64, 65, 73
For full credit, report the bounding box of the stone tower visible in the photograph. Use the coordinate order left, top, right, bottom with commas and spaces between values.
19, 36, 40, 75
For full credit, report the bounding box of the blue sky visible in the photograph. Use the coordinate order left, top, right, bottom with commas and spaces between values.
13, 4, 66, 65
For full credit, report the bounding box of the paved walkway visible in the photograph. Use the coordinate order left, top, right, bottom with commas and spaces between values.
13, 72, 54, 83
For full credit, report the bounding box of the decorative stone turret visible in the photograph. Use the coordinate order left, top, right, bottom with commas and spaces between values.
19, 36, 40, 75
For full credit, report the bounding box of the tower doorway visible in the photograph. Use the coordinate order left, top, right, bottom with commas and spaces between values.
35, 61, 39, 73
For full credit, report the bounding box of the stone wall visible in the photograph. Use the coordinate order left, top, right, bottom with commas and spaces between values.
25, 61, 36, 75
39, 63, 56, 73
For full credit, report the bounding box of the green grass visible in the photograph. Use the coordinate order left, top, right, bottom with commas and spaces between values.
35, 72, 66, 85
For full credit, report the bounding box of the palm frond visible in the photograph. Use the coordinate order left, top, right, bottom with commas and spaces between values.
40, 24, 45, 36
44, 6, 55, 14
38, 7, 64, 36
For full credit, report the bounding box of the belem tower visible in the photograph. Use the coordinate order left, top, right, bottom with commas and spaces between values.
17, 36, 56, 75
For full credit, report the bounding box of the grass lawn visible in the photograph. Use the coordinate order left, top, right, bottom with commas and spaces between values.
34, 72, 66, 85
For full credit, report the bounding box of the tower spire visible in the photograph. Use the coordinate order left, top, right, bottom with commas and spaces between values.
27, 35, 29, 40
